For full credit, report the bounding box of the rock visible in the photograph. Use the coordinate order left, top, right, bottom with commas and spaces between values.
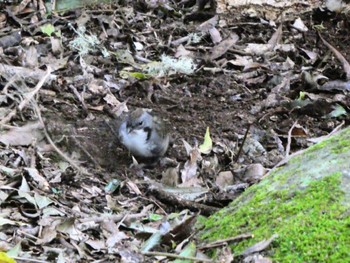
199, 127, 350, 262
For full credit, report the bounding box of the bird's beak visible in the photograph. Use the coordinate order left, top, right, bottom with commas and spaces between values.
126, 126, 133, 134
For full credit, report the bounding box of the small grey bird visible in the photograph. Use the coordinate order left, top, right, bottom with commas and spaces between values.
118, 109, 169, 160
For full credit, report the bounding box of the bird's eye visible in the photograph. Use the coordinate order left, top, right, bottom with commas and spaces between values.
138, 121, 143, 126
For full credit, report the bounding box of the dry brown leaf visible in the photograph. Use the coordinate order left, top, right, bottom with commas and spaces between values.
41, 55, 69, 71
216, 246, 234, 263
198, 15, 218, 32
0, 122, 44, 146
126, 181, 142, 195
181, 159, 198, 184
36, 226, 57, 245
292, 17, 308, 32
209, 27, 222, 44
161, 167, 179, 186
175, 45, 193, 58
210, 34, 239, 60
25, 168, 50, 191
319, 33, 350, 80
50, 37, 63, 55
268, 23, 282, 47
25, 45, 39, 68
216, 171, 234, 188
86, 239, 106, 250
244, 163, 266, 183
241, 234, 278, 256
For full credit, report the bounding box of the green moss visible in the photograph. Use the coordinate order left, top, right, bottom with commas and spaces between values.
306, 129, 350, 154
201, 173, 350, 262
331, 138, 350, 154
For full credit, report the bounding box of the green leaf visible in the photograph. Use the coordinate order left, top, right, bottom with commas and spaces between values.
199, 127, 212, 154
119, 71, 150, 79
34, 192, 53, 209
40, 24, 55, 37
174, 242, 196, 263
298, 91, 305, 100
113, 49, 136, 65
0, 252, 16, 263
141, 231, 162, 253
51, 188, 62, 194
6, 241, 22, 258
326, 104, 347, 118
104, 179, 121, 194
148, 213, 163, 221
128, 72, 151, 79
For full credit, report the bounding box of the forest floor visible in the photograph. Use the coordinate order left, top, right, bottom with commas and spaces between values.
0, 0, 349, 262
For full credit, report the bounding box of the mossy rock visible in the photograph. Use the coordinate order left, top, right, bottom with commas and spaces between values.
199, 127, 350, 262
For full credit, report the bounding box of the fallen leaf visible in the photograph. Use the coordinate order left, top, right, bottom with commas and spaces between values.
40, 23, 55, 37
244, 164, 266, 183
106, 231, 129, 248
267, 23, 282, 47
210, 34, 239, 60
199, 127, 213, 154
25, 168, 50, 191
182, 139, 193, 156
0, 122, 44, 146
241, 234, 278, 256
198, 15, 218, 32
86, 239, 105, 251
209, 27, 222, 44
141, 221, 171, 252
34, 192, 54, 209
0, 252, 16, 263
175, 45, 193, 58
36, 226, 57, 244
292, 17, 308, 32
324, 104, 347, 118
181, 159, 198, 184
162, 167, 179, 186
174, 242, 196, 262
25, 45, 39, 68
216, 171, 234, 188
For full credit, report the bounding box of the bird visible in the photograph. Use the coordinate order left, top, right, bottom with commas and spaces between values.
118, 108, 169, 161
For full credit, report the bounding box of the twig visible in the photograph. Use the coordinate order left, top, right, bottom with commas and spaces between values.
147, 185, 219, 216
5, 6, 27, 26
319, 33, 350, 80
198, 233, 253, 250
17, 229, 40, 241
1, 74, 16, 94
79, 204, 153, 223
286, 120, 298, 158
69, 84, 88, 113
143, 251, 213, 262
18, 66, 52, 111
0, 66, 52, 126
264, 120, 345, 181
0, 108, 17, 126
13, 257, 49, 263
32, 101, 92, 176
0, 63, 57, 82
307, 121, 345, 143
235, 123, 251, 163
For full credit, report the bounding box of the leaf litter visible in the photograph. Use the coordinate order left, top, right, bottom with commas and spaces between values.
0, 0, 350, 262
